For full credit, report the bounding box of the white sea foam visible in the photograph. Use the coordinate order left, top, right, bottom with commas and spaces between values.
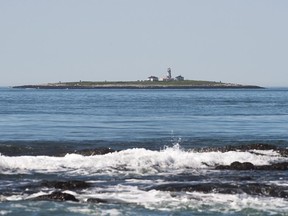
86, 184, 288, 214
82, 184, 176, 206
249, 149, 281, 156
0, 145, 286, 175
63, 184, 288, 214
0, 210, 12, 216
2, 183, 288, 214
179, 192, 288, 214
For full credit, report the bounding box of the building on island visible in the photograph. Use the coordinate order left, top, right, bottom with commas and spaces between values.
148, 68, 184, 82
148, 76, 159, 82
175, 75, 184, 81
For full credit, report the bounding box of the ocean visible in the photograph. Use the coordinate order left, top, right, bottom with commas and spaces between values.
0, 87, 287, 215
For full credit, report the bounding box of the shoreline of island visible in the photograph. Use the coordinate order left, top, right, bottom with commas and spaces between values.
13, 80, 263, 89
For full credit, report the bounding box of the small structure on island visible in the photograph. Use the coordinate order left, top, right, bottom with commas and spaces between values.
175, 75, 184, 81
163, 68, 174, 81
148, 76, 159, 82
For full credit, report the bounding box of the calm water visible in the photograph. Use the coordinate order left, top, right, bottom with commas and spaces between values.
0, 88, 288, 215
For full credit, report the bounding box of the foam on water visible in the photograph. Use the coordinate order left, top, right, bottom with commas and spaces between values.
3, 184, 287, 215
70, 186, 288, 214
0, 210, 12, 216
74, 183, 288, 213
0, 144, 286, 175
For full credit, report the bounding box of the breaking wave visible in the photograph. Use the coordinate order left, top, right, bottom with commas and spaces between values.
0, 144, 286, 175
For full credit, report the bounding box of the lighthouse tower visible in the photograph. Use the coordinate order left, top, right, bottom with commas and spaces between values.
167, 68, 172, 80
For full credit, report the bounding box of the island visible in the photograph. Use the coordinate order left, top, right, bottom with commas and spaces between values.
12, 68, 263, 89
13, 80, 263, 89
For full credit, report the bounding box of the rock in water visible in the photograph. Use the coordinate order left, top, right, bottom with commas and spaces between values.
87, 198, 108, 203
216, 161, 288, 170
74, 147, 115, 156
41, 180, 91, 190
230, 161, 255, 170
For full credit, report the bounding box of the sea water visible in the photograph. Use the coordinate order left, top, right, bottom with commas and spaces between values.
0, 88, 288, 215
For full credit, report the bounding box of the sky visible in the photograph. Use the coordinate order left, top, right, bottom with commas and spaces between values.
0, 0, 287, 87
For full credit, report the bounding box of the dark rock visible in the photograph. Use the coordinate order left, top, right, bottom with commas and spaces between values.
216, 161, 255, 170
242, 143, 278, 151
230, 161, 254, 170
279, 149, 288, 157
33, 191, 79, 202
87, 198, 108, 203
216, 161, 288, 171
73, 147, 115, 156
41, 180, 91, 190
230, 161, 242, 169
215, 165, 230, 170
257, 162, 288, 170
242, 183, 288, 198
270, 162, 288, 170
242, 162, 255, 169
56, 147, 116, 157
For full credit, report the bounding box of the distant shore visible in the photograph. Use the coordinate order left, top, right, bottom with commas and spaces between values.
13, 80, 263, 89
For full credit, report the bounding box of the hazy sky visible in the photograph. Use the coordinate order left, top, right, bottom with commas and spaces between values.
1, 0, 287, 87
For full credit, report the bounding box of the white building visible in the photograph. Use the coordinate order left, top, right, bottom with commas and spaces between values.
148, 76, 159, 81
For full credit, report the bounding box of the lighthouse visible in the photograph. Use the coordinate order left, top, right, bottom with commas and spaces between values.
167, 68, 172, 80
